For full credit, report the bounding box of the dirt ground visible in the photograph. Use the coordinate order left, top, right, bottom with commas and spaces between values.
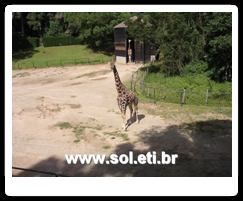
12, 63, 232, 177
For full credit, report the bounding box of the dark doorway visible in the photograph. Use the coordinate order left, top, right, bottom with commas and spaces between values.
126, 38, 135, 63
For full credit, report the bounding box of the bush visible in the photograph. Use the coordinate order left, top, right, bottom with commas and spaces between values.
43, 36, 81, 47
27, 37, 39, 48
13, 33, 39, 52
183, 60, 208, 75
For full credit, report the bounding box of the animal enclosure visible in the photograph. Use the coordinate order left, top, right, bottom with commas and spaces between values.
114, 21, 157, 64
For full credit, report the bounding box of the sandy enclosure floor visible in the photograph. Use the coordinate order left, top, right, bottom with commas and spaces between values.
12, 63, 232, 177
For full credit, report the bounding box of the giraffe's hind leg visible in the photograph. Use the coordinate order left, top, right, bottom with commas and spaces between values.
134, 97, 139, 123
128, 103, 133, 125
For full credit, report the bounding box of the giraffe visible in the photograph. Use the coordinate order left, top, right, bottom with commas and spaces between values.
110, 61, 139, 131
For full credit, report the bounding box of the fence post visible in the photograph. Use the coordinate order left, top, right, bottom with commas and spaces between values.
142, 80, 145, 93
153, 88, 156, 103
205, 88, 209, 105
180, 88, 186, 106
133, 80, 136, 92
131, 74, 134, 91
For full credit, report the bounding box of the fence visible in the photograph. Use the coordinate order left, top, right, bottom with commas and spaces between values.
130, 69, 232, 107
13, 56, 111, 69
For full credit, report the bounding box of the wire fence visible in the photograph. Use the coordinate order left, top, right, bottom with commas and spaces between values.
130, 69, 232, 107
12, 166, 68, 177
13, 56, 111, 69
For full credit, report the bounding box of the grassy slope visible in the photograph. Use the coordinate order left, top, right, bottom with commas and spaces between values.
134, 72, 231, 107
140, 99, 231, 120
13, 45, 112, 69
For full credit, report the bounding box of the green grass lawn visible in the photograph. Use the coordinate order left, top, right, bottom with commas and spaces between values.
140, 101, 232, 122
13, 45, 112, 69
132, 71, 232, 107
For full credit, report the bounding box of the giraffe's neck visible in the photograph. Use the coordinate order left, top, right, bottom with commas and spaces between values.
113, 66, 124, 95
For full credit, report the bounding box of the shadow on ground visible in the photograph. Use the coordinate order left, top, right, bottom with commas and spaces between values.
13, 119, 232, 177
127, 114, 145, 129
12, 49, 39, 62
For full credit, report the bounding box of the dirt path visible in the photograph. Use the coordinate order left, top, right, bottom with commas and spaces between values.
12, 64, 165, 175
12, 63, 232, 177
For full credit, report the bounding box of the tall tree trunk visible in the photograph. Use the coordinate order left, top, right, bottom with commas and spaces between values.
21, 13, 24, 36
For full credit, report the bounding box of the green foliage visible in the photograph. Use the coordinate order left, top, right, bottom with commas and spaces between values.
13, 32, 39, 52
26, 36, 39, 48
183, 60, 208, 75
26, 12, 49, 37
204, 13, 232, 82
126, 15, 154, 41
43, 36, 81, 47
151, 13, 206, 74
46, 21, 63, 36
12, 12, 232, 82
138, 72, 231, 107
63, 12, 132, 52
127, 13, 231, 82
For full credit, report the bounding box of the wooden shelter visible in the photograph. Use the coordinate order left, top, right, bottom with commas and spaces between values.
114, 18, 157, 64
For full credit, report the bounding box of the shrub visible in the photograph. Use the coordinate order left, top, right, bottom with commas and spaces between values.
13, 33, 39, 52
183, 60, 208, 75
27, 37, 39, 48
43, 36, 81, 47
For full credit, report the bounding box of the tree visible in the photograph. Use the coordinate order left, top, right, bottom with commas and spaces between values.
46, 13, 65, 36
126, 13, 208, 75
126, 14, 154, 41
64, 12, 132, 52
12, 12, 232, 81
204, 13, 232, 82
26, 13, 50, 38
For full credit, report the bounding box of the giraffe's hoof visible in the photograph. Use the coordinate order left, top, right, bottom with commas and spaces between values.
122, 124, 128, 131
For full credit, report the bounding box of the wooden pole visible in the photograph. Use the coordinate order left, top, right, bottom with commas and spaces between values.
142, 80, 145, 94
153, 88, 156, 103
181, 88, 186, 106
131, 74, 133, 91
205, 88, 209, 105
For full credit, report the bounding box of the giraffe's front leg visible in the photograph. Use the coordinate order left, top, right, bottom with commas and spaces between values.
121, 107, 128, 131
121, 112, 127, 131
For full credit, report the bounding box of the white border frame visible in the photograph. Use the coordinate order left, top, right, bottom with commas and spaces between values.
5, 5, 238, 196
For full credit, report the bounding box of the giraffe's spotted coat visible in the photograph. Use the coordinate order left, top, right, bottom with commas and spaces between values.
110, 62, 139, 130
